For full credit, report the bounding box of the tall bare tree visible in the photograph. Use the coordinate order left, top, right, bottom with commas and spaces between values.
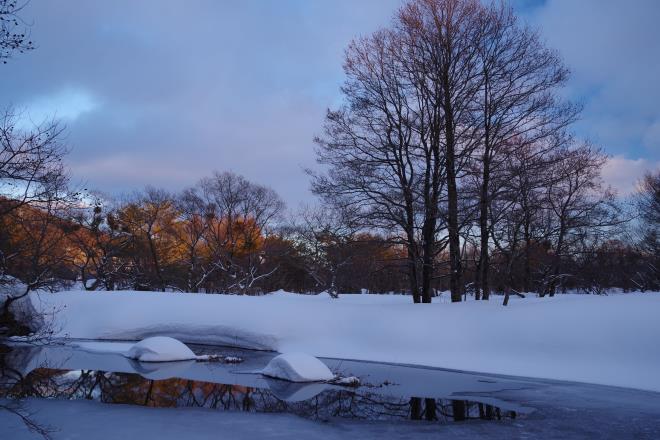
541, 144, 619, 296
311, 24, 440, 303
632, 170, 659, 290
470, 3, 579, 300
1, 113, 72, 328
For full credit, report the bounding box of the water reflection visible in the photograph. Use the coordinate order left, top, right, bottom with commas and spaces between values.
2, 362, 518, 424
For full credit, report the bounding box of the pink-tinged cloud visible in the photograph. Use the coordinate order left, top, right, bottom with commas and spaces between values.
602, 155, 660, 195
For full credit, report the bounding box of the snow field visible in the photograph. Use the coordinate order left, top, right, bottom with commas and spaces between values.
30, 290, 660, 391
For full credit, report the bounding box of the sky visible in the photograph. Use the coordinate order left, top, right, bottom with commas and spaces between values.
2, 0, 659, 206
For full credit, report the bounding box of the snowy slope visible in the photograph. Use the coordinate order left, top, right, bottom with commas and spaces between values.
30, 290, 660, 392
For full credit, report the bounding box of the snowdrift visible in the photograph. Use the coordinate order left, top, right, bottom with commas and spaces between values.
29, 289, 660, 392
125, 336, 197, 362
261, 353, 335, 382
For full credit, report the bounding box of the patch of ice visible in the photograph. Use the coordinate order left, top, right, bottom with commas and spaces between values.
261, 353, 334, 382
125, 336, 196, 362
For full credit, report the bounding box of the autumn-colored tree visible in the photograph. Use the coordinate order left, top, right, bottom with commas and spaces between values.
115, 188, 183, 291
66, 197, 131, 291
193, 172, 284, 294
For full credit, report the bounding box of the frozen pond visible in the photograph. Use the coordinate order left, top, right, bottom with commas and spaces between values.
1, 342, 660, 439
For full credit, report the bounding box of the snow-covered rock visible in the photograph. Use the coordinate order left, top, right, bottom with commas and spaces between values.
125, 336, 197, 362
195, 354, 244, 363
261, 353, 334, 382
330, 376, 361, 387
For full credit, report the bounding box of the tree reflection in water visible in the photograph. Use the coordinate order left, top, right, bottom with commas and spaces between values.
2, 365, 518, 424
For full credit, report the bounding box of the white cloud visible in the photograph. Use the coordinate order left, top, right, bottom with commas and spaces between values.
19, 88, 99, 127
601, 155, 660, 195
527, 0, 660, 162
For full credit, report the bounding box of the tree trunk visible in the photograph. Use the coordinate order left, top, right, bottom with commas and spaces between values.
410, 397, 422, 420
549, 223, 566, 297
452, 400, 467, 421
523, 217, 532, 293
408, 244, 421, 304
479, 149, 490, 300
474, 257, 482, 300
444, 80, 462, 303
425, 398, 437, 421
421, 216, 436, 304
146, 233, 165, 292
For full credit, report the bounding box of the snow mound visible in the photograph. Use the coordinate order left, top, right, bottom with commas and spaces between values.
263, 377, 328, 401
261, 353, 334, 382
125, 336, 197, 362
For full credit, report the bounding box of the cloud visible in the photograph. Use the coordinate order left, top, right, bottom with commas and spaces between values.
601, 155, 660, 195
15, 88, 99, 129
643, 120, 660, 152
524, 0, 660, 161
0, 0, 401, 207
1, 0, 657, 206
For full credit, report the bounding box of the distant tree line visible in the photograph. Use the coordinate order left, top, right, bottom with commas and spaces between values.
0, 123, 657, 300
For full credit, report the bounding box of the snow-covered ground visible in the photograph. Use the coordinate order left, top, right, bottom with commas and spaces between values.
29, 290, 660, 392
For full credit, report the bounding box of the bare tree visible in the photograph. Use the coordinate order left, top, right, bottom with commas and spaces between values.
312, 1, 466, 304
290, 205, 359, 298
470, 3, 579, 300
636, 171, 660, 227
67, 195, 130, 291
0, 113, 72, 333
172, 188, 213, 293
196, 171, 285, 294
632, 170, 659, 290
116, 188, 180, 292
396, 0, 487, 303
0, 110, 69, 217
541, 144, 620, 296
0, 0, 34, 63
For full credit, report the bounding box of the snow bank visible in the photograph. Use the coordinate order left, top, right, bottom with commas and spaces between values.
30, 290, 660, 392
125, 336, 197, 362
261, 353, 335, 382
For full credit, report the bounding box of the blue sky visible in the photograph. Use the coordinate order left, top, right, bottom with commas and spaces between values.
2, 0, 658, 205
